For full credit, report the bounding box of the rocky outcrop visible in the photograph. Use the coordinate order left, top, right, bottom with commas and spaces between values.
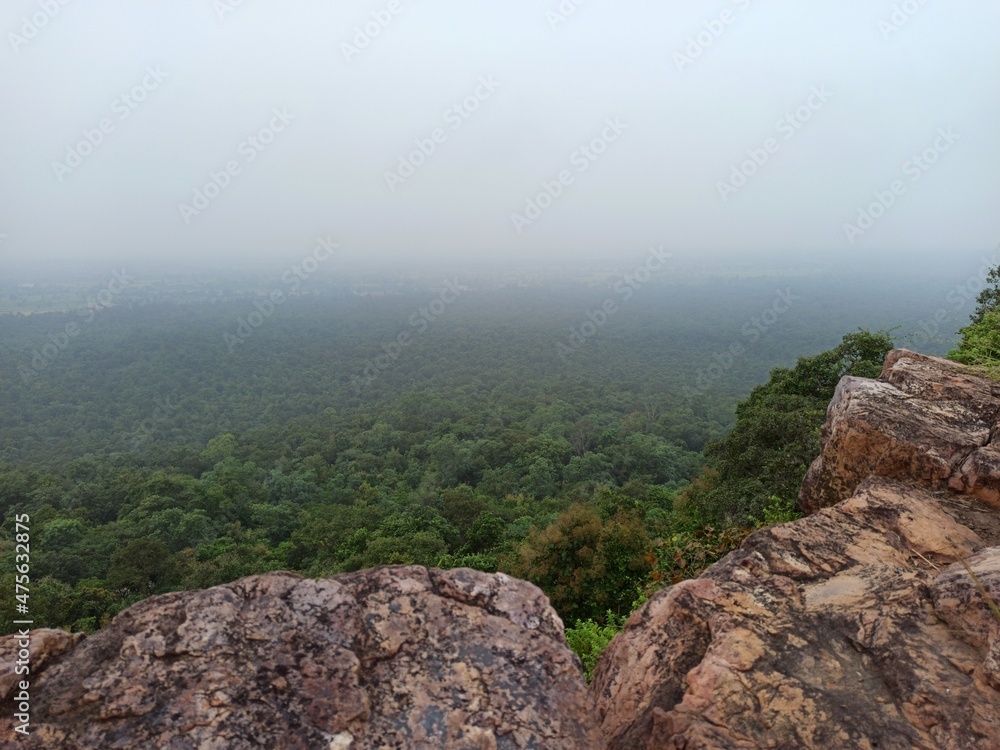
0, 567, 601, 749
799, 349, 1000, 513
592, 350, 1000, 749
592, 477, 1000, 749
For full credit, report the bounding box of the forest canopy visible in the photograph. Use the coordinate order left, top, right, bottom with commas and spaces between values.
0, 268, 963, 638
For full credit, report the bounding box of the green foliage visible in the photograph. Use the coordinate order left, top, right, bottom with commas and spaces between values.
106, 539, 178, 599
0, 276, 918, 635
464, 513, 506, 554
345, 530, 449, 570
752, 494, 802, 527
968, 265, 1000, 326
648, 523, 752, 587
689, 330, 895, 524
435, 552, 499, 572
178, 528, 286, 589
506, 502, 653, 623
565, 611, 627, 682
946, 262, 1000, 372
201, 433, 239, 464
950, 310, 1000, 371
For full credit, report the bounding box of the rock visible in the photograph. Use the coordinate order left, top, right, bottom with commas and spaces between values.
879, 349, 1000, 418
950, 444, 1000, 508
592, 478, 1000, 749
0, 567, 601, 749
800, 350, 1000, 513
931, 547, 1000, 690
593, 349, 1000, 749
0, 629, 83, 702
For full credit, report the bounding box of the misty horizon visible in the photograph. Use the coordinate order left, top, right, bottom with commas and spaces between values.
2, 1, 998, 274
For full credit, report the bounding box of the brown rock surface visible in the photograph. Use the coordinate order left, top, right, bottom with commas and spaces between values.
799, 349, 1000, 513
0, 567, 601, 749
0, 629, 83, 702
593, 349, 1000, 749
931, 548, 1000, 690
592, 478, 1000, 749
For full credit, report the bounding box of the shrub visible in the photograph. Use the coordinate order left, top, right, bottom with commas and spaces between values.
565, 611, 627, 682
648, 524, 752, 587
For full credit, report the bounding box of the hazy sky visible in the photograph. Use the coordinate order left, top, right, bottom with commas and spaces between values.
2, 0, 998, 272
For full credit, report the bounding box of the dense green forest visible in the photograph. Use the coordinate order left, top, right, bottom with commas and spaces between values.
0, 264, 981, 660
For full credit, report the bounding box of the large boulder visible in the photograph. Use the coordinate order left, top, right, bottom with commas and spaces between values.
592, 349, 1000, 749
591, 478, 1000, 749
799, 349, 1000, 513
0, 567, 601, 749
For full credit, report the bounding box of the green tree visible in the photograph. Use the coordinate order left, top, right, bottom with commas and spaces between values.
690, 329, 894, 524
440, 485, 487, 543
951, 310, 1000, 367
106, 539, 178, 598
565, 612, 627, 682
464, 513, 507, 554
948, 265, 1000, 374
969, 265, 1000, 325
523, 457, 558, 499
202, 433, 239, 464
507, 503, 652, 623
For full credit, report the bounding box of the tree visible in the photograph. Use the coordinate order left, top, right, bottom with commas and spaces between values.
506, 503, 652, 623
951, 310, 1000, 366
562, 452, 614, 486
106, 539, 178, 599
523, 457, 558, 499
569, 419, 598, 456
689, 330, 894, 524
952, 263, 1000, 365
351, 531, 448, 569
969, 265, 1000, 325
464, 514, 506, 554
440, 485, 487, 543
565, 612, 627, 682
202, 433, 239, 464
